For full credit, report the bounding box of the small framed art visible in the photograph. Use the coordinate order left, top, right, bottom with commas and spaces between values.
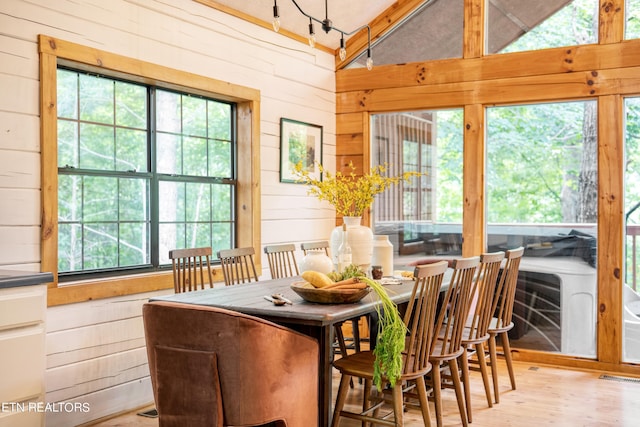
280, 118, 323, 183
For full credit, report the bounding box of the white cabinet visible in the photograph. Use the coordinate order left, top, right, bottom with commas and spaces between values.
0, 280, 47, 427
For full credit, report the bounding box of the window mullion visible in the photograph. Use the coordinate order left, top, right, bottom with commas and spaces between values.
149, 87, 160, 268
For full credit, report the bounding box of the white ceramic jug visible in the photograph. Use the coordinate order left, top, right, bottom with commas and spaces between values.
299, 249, 333, 274
371, 234, 394, 277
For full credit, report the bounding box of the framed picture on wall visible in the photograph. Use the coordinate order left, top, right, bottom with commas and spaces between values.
280, 118, 323, 183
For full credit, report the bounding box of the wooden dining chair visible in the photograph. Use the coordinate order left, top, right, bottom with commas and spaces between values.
168, 247, 214, 293
217, 247, 259, 286
429, 256, 479, 427
331, 261, 449, 427
264, 243, 299, 279
457, 251, 505, 423
486, 246, 525, 403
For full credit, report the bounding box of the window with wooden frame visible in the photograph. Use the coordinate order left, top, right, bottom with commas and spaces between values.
57, 69, 236, 277
39, 36, 261, 306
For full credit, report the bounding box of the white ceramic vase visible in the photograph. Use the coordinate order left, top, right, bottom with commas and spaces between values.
299, 249, 333, 274
330, 216, 374, 272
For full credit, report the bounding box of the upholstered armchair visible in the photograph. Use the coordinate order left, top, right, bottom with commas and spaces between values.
143, 301, 319, 427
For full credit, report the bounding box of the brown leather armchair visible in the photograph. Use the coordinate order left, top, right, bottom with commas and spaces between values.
143, 301, 319, 427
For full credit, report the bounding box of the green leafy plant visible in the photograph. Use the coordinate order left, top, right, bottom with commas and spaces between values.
295, 161, 421, 217
327, 263, 364, 282
359, 276, 407, 389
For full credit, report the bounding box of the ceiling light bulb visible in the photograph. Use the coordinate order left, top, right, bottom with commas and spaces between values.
308, 19, 316, 48
366, 56, 373, 71
272, 2, 280, 32
339, 35, 346, 61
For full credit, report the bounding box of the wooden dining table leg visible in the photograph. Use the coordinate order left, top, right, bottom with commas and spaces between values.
317, 324, 334, 427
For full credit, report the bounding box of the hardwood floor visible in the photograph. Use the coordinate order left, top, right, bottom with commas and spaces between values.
88, 358, 640, 427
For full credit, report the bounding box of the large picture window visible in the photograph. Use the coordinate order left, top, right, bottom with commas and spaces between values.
486, 100, 598, 357
56, 69, 236, 278
40, 36, 260, 305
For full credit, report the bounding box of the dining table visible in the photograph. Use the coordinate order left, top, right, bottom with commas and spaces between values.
149, 274, 421, 427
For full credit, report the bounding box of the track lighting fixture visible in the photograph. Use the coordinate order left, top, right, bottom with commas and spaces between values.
271, 0, 373, 70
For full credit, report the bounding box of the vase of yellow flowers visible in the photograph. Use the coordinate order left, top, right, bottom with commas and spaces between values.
296, 162, 420, 272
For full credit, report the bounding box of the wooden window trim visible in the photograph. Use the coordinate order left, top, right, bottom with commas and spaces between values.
39, 35, 261, 306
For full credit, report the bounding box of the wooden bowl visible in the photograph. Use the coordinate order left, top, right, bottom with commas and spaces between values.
290, 281, 371, 304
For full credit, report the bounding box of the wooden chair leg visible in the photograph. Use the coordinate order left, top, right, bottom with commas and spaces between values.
363, 379, 372, 427
488, 334, 500, 404
351, 318, 361, 352
431, 364, 443, 427
459, 348, 472, 423
415, 376, 433, 427
372, 382, 382, 422
475, 342, 493, 409
334, 324, 354, 388
351, 318, 363, 385
448, 358, 468, 427
331, 374, 352, 427
501, 331, 517, 390
392, 382, 404, 427
335, 323, 348, 356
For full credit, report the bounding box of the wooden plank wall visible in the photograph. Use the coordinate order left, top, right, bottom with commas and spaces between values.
336, 0, 639, 374
45, 290, 171, 426
0, 31, 42, 271
1, 0, 339, 424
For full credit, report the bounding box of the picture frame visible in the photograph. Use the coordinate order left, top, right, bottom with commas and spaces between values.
279, 118, 323, 183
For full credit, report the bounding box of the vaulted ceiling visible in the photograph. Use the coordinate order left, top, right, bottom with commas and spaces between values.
207, 0, 394, 49
203, 0, 573, 67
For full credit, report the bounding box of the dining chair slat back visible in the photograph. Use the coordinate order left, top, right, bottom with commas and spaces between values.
217, 247, 259, 286
465, 252, 506, 342
487, 246, 525, 403
432, 256, 480, 357
491, 247, 524, 330
264, 243, 299, 279
169, 247, 214, 293
404, 261, 450, 375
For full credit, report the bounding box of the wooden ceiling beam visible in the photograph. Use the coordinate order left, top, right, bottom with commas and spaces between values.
336, 38, 640, 92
